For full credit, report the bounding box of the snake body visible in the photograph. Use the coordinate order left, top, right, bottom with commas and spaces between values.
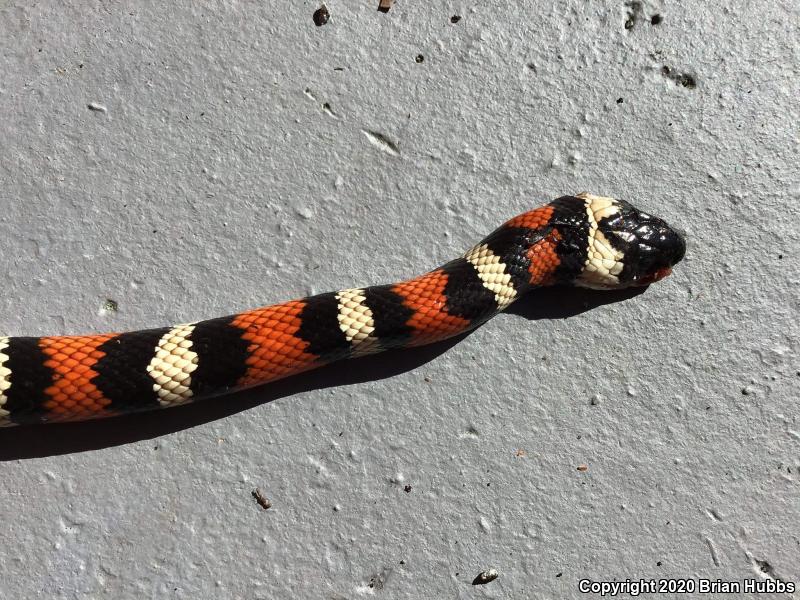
0, 194, 685, 426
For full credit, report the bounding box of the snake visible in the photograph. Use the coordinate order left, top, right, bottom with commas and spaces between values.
0, 193, 685, 426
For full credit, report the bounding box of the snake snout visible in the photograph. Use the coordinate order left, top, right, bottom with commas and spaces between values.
649, 219, 686, 266
665, 225, 686, 266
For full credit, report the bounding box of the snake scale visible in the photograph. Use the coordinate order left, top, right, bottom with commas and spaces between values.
0, 193, 685, 426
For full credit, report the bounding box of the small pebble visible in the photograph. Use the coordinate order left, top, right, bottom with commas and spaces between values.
87, 102, 107, 113
313, 5, 330, 26
472, 568, 499, 585
251, 488, 272, 510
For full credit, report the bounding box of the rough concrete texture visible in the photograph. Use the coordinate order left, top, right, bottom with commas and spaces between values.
0, 1, 798, 598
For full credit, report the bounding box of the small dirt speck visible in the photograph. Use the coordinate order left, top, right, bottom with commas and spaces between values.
251, 488, 272, 510
361, 129, 400, 156
102, 299, 118, 312
403, 485, 412, 493
651, 14, 663, 25
321, 102, 338, 118
450, 15, 461, 23
758, 558, 774, 574
616, 97, 624, 104
313, 5, 330, 26
415, 54, 424, 63
472, 568, 498, 585
661, 65, 697, 89
624, 1, 643, 29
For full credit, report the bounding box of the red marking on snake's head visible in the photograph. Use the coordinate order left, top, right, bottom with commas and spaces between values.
635, 266, 673, 286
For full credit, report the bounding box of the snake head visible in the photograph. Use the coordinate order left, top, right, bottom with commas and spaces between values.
570, 193, 686, 290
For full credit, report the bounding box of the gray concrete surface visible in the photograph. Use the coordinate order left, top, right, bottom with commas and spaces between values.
1, 1, 798, 598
